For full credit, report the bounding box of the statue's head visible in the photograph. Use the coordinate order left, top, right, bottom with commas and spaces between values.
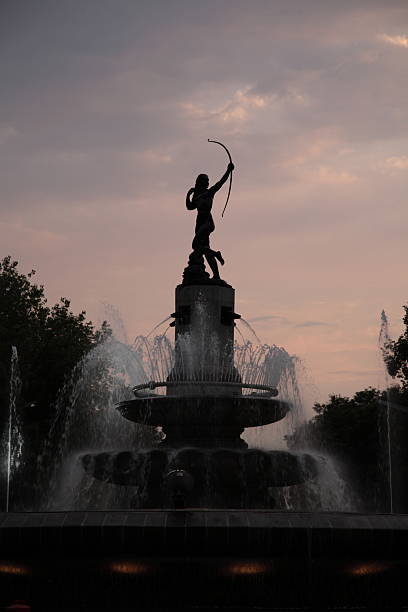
194, 173, 209, 195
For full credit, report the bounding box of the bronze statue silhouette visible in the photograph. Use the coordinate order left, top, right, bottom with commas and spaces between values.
185, 162, 234, 281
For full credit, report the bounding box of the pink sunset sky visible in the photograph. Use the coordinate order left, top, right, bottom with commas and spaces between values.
1, 1, 407, 409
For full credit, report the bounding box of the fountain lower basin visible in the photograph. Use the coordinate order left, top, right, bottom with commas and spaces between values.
81, 447, 318, 508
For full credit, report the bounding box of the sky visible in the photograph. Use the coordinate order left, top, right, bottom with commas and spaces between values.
1, 0, 407, 407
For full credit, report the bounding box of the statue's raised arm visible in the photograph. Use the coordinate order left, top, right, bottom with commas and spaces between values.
208, 163, 235, 196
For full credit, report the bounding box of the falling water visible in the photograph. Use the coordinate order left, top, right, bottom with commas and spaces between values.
6, 346, 23, 512
146, 315, 172, 338
37, 337, 158, 510
100, 302, 129, 344
133, 333, 309, 453
236, 318, 261, 344
37, 329, 310, 509
242, 344, 304, 449
133, 333, 301, 397
378, 309, 393, 513
29, 295, 355, 512
272, 453, 354, 511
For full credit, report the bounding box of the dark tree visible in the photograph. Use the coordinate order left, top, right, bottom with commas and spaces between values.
383, 304, 408, 392
0, 256, 107, 509
1, 256, 159, 510
287, 304, 408, 513
287, 388, 386, 511
0, 256, 100, 424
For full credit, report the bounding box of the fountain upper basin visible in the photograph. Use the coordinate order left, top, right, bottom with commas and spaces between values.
116, 395, 289, 428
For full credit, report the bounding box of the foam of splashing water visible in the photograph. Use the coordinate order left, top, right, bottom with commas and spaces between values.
51, 450, 138, 511
100, 302, 129, 344
37, 338, 158, 510
271, 453, 354, 511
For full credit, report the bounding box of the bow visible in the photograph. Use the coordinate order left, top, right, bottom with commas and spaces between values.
208, 139, 233, 217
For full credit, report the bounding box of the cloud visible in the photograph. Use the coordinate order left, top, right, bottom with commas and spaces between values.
384, 156, 408, 169
221, 105, 249, 123
315, 166, 358, 185
376, 155, 408, 176
181, 87, 268, 126
329, 370, 382, 377
142, 150, 172, 164
379, 34, 408, 49
0, 124, 17, 146
247, 315, 289, 324
279, 128, 341, 168
294, 321, 333, 328
1, 0, 408, 404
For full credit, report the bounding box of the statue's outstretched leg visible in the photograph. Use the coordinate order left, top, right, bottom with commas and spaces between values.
204, 251, 220, 279
192, 222, 225, 279
202, 246, 224, 267
215, 251, 224, 266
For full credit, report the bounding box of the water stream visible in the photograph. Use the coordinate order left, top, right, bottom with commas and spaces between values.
36, 337, 158, 510
6, 346, 23, 512
378, 309, 393, 513
236, 317, 262, 344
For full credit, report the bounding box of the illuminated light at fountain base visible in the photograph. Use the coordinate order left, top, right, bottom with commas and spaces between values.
225, 561, 272, 576
0, 563, 30, 576
109, 561, 151, 575
347, 561, 392, 576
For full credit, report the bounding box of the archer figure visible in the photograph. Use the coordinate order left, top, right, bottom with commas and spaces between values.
186, 162, 234, 280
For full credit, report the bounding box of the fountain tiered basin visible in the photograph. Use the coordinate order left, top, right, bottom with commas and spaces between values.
81, 283, 319, 508
116, 381, 289, 446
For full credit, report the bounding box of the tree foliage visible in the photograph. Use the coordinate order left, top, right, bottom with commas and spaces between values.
287, 388, 386, 510
383, 304, 408, 390
0, 255, 102, 423
287, 388, 382, 466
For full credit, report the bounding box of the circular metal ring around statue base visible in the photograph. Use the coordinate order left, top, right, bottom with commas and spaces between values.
81, 448, 319, 509
132, 380, 279, 396
116, 395, 290, 429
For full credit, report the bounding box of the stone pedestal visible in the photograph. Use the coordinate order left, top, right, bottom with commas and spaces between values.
169, 284, 241, 396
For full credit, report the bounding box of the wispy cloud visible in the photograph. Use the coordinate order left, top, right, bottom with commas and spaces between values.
0, 124, 17, 146
142, 149, 172, 164
315, 166, 358, 185
1, 0, 408, 404
384, 156, 408, 169
329, 369, 381, 377
247, 315, 289, 324
376, 155, 408, 175
181, 87, 268, 124
379, 34, 408, 49
294, 321, 333, 328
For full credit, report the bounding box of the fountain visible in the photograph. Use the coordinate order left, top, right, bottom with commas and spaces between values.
78, 153, 319, 508
82, 278, 317, 508
2, 154, 408, 611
